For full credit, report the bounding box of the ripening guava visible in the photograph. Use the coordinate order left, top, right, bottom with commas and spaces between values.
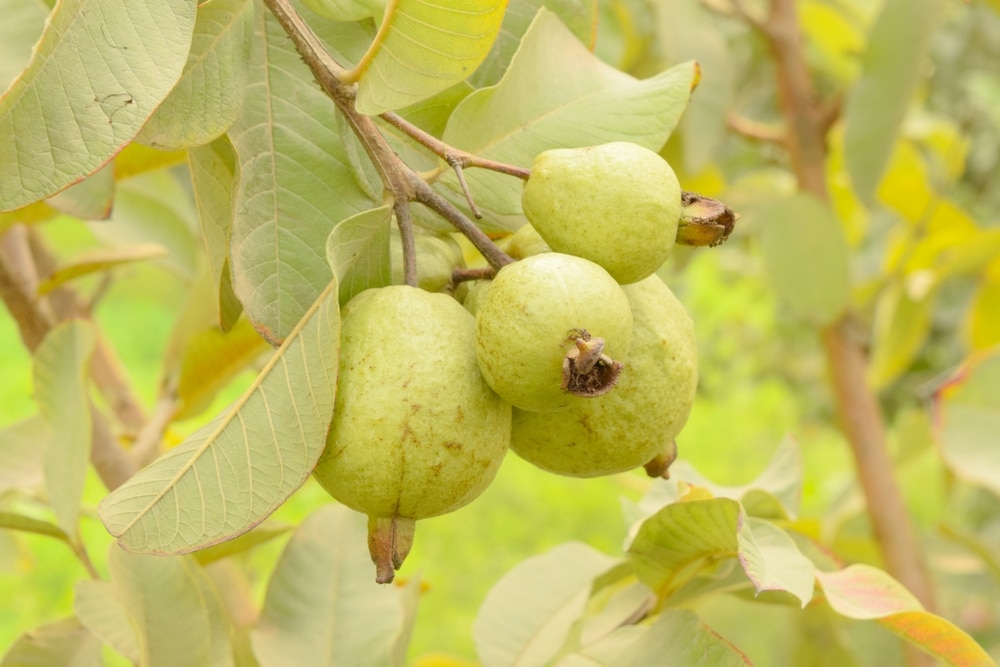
521, 142, 682, 284
390, 228, 464, 293
475, 253, 633, 413
509, 274, 697, 477
313, 285, 511, 582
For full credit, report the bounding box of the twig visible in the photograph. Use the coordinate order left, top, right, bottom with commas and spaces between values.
380, 111, 532, 180
760, 0, 936, 622
129, 395, 178, 468
447, 155, 483, 218
393, 199, 418, 287
452, 266, 496, 284
725, 111, 786, 144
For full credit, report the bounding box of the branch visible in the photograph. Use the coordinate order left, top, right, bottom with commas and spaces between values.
760, 0, 936, 622
725, 111, 786, 144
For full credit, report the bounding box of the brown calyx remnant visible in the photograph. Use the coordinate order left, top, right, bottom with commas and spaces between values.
643, 440, 679, 479
676, 191, 738, 247
368, 515, 416, 584
561, 329, 623, 398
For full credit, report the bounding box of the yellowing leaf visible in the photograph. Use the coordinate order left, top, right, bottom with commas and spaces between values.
351, 0, 508, 115
966, 264, 1000, 351
0, 0, 197, 211
36, 243, 168, 296
868, 277, 939, 390
876, 140, 934, 223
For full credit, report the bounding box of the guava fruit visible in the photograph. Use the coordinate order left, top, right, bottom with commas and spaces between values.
475, 253, 633, 413
313, 286, 511, 583
521, 142, 682, 284
509, 274, 697, 477
390, 228, 464, 293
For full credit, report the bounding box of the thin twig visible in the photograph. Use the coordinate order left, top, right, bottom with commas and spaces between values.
393, 199, 419, 287
725, 111, 786, 144
760, 0, 936, 623
447, 155, 483, 218
452, 266, 496, 284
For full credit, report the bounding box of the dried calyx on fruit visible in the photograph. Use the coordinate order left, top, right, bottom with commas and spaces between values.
510, 274, 697, 477
474, 252, 633, 413
521, 142, 682, 285
313, 286, 511, 583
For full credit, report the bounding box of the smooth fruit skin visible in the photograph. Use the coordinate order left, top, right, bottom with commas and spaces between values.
475, 253, 633, 413
510, 274, 697, 477
521, 142, 682, 285
313, 286, 511, 521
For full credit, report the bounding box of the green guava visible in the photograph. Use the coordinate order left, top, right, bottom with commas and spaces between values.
313, 285, 511, 582
509, 274, 697, 477
390, 228, 464, 293
475, 253, 633, 413
521, 142, 682, 284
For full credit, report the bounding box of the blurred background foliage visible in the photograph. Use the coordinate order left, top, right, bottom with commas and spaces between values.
2, 0, 1000, 664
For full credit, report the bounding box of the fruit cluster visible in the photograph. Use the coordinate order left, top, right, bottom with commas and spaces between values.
312, 142, 699, 582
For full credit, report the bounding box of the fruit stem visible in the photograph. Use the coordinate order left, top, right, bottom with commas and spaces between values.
452, 266, 497, 284
393, 199, 419, 287
368, 515, 417, 584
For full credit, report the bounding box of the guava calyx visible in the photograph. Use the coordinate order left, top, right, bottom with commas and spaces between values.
642, 440, 679, 479
368, 515, 416, 584
561, 329, 622, 398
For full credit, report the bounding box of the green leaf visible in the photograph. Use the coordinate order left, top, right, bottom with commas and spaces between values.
627, 498, 743, 593
842, 0, 936, 202
0, 511, 69, 542
816, 565, 995, 667
936, 351, 1000, 499
88, 170, 200, 280
188, 134, 243, 331
351, 0, 508, 115
441, 8, 697, 232
565, 609, 752, 667
37, 243, 168, 296
474, 542, 618, 667
0, 0, 47, 92
868, 277, 938, 390
250, 505, 408, 667
669, 435, 803, 519
0, 617, 102, 667
108, 548, 233, 667
33, 320, 98, 537
326, 205, 393, 305
470, 0, 597, 89
74, 579, 140, 664
0, 0, 197, 211
740, 518, 815, 607
0, 416, 47, 494
136, 0, 253, 149
228, 9, 372, 343
45, 163, 115, 220
98, 280, 339, 554
193, 520, 292, 565
757, 193, 851, 325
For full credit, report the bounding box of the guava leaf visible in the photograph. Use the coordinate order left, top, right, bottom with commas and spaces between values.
0, 512, 69, 542
470, 0, 597, 89
757, 192, 851, 326
98, 280, 339, 554
668, 435, 803, 519
33, 320, 97, 538
842, 0, 936, 203
627, 497, 813, 607
0, 416, 47, 494
88, 170, 200, 280
74, 579, 140, 664
441, 8, 697, 231
188, 135, 243, 331
967, 264, 1000, 350
351, 0, 508, 115
474, 542, 619, 667
563, 609, 752, 667
935, 351, 1000, 499
228, 10, 372, 344
45, 163, 115, 220
868, 277, 938, 390
0, 0, 47, 92
114, 142, 189, 180
136, 0, 253, 149
37, 243, 168, 296
817, 565, 995, 667
0, 0, 197, 211
251, 505, 408, 667
193, 521, 292, 565
326, 205, 393, 305
0, 618, 102, 667
108, 548, 233, 667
